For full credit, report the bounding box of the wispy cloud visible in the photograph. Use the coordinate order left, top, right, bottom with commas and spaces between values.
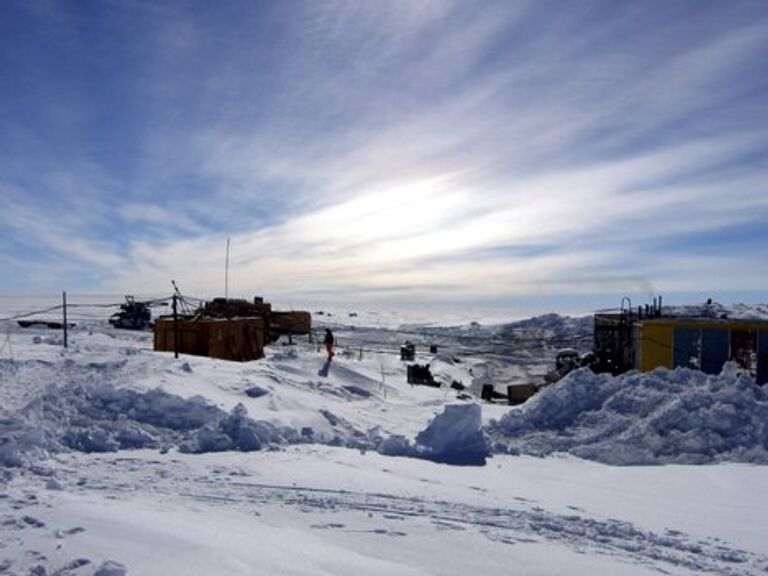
0, 185, 123, 270
2, 1, 768, 303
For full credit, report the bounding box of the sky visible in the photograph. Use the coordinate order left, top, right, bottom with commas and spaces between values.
1, 0, 768, 311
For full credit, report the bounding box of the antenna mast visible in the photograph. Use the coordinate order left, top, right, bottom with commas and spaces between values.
225, 237, 231, 299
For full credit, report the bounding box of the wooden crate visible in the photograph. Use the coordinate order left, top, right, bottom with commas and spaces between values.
270, 311, 312, 335
154, 317, 265, 362
506, 384, 538, 405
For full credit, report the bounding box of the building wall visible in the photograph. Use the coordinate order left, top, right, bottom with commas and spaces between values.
154, 317, 264, 362
637, 320, 768, 384
637, 323, 673, 372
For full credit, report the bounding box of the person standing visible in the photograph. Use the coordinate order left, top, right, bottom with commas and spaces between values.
323, 329, 335, 359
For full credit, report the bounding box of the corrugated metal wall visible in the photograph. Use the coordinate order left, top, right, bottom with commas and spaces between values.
638, 323, 673, 371
637, 320, 768, 384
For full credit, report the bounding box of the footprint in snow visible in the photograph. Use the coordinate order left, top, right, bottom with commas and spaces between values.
431, 520, 467, 532
55, 527, 86, 538
94, 560, 128, 576
370, 528, 406, 537
310, 523, 346, 530
60, 558, 91, 571
22, 516, 46, 528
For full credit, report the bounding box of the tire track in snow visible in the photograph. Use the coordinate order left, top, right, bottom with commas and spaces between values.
66, 457, 768, 576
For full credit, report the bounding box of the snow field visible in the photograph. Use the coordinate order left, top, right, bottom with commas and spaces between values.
0, 321, 484, 470
4, 447, 768, 575
3, 299, 768, 575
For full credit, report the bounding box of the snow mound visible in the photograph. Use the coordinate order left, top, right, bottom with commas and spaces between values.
428, 354, 471, 389
416, 404, 488, 465
0, 384, 414, 468
488, 364, 768, 465
498, 313, 592, 335
379, 404, 488, 466
1, 384, 301, 465
180, 403, 288, 454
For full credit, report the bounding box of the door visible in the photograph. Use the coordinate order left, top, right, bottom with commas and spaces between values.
730, 330, 757, 375
701, 329, 729, 375
674, 328, 701, 369
758, 331, 768, 385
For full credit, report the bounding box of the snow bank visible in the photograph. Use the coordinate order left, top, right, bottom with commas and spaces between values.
3, 382, 488, 469
416, 404, 488, 465
0, 384, 300, 465
0, 350, 487, 469
379, 404, 488, 466
488, 364, 768, 465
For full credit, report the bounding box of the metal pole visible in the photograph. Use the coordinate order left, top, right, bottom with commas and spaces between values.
225, 237, 230, 300
62, 291, 68, 348
172, 293, 179, 359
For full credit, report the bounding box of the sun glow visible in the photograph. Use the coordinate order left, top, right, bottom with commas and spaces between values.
286, 176, 470, 249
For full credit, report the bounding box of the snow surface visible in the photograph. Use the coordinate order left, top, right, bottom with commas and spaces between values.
2, 297, 768, 575
488, 364, 768, 465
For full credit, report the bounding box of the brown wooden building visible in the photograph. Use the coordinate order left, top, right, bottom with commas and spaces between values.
154, 317, 265, 362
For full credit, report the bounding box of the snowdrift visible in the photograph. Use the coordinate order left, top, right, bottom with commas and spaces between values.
0, 383, 304, 467
488, 363, 768, 465
378, 404, 488, 465
1, 381, 488, 469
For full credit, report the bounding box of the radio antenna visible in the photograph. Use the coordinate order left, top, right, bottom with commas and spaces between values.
225, 237, 231, 299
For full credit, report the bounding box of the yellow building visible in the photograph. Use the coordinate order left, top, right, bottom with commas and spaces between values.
635, 318, 768, 384
594, 311, 768, 384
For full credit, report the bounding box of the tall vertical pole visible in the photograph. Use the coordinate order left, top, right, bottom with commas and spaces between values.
172, 293, 179, 359
225, 237, 230, 300
62, 291, 68, 348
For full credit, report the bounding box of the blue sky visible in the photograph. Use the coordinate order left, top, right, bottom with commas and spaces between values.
1, 0, 767, 309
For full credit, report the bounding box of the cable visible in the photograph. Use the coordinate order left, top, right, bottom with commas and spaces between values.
66, 295, 175, 308
0, 304, 63, 322
66, 302, 127, 309
0, 295, 179, 325
142, 296, 174, 306
179, 295, 207, 304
